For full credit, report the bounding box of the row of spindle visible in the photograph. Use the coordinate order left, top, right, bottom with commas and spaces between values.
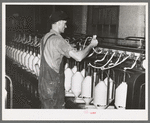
64, 58, 123, 109
6, 33, 41, 77
6, 33, 42, 108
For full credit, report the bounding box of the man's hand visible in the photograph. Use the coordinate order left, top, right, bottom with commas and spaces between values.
90, 35, 98, 47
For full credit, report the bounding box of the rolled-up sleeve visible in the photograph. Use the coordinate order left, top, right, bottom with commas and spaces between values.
53, 36, 76, 58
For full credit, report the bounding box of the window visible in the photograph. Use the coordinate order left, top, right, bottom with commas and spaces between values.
87, 6, 119, 38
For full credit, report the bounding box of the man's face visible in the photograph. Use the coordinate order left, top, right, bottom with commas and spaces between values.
58, 20, 67, 33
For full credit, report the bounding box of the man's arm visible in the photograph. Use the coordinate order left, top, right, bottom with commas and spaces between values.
69, 37, 98, 62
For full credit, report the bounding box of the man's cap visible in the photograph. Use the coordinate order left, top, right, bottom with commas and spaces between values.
49, 11, 68, 24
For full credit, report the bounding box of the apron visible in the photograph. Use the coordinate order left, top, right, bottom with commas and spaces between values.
38, 34, 65, 109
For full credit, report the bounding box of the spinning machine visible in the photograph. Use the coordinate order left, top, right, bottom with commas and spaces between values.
5, 33, 145, 109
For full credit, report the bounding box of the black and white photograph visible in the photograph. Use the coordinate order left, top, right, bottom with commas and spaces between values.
2, 2, 148, 120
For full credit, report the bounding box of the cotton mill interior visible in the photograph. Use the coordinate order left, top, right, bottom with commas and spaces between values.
4, 3, 147, 111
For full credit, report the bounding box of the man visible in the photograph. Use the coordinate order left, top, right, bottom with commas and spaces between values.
38, 11, 98, 109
